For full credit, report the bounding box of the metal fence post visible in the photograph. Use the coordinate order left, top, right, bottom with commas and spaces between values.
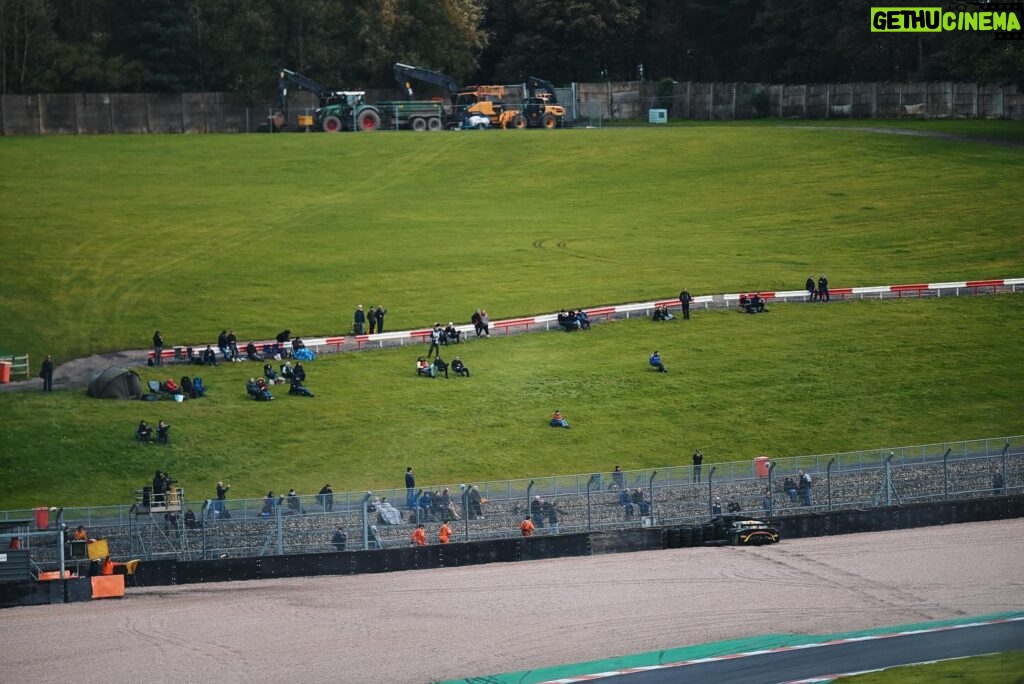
647, 471, 657, 524
462, 490, 470, 542
767, 462, 776, 517
201, 499, 208, 559
586, 475, 600, 531
826, 458, 836, 511
362, 492, 373, 551
707, 466, 717, 518
884, 453, 894, 507
56, 507, 66, 603
276, 498, 284, 555
1002, 442, 1010, 490
526, 480, 535, 523
943, 448, 952, 499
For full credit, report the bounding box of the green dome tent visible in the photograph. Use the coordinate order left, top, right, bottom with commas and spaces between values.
86, 366, 142, 400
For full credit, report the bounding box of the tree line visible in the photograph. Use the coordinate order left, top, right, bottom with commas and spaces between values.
1, 0, 1020, 97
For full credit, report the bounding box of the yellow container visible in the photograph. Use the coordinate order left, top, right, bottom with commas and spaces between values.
298, 115, 314, 127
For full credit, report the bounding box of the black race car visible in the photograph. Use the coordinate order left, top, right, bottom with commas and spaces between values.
727, 518, 780, 545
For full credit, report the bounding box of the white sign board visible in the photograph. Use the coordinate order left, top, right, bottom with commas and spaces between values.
648, 109, 668, 124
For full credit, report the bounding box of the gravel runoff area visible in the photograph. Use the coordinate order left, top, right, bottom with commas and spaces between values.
4, 519, 1022, 683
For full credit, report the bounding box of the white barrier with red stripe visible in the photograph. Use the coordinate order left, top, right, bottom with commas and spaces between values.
149, 277, 1021, 361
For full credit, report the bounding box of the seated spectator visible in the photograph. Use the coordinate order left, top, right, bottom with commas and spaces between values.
619, 488, 634, 517
738, 294, 749, 311
286, 489, 305, 515
550, 410, 570, 428
439, 487, 460, 520
576, 309, 591, 330
202, 345, 218, 366
263, 364, 278, 382
557, 309, 579, 332
632, 488, 651, 516
156, 420, 170, 444
418, 490, 433, 521
652, 306, 674, 321
751, 294, 767, 313
246, 340, 260, 360
289, 378, 314, 397
184, 508, 201, 529
280, 362, 294, 380
784, 476, 798, 502
727, 499, 742, 513
247, 377, 273, 401
416, 356, 436, 378
649, 351, 667, 373
136, 420, 154, 443
293, 363, 306, 383
451, 356, 470, 377
433, 356, 449, 379
332, 527, 347, 551
377, 497, 402, 525
443, 322, 461, 344
292, 337, 306, 352
712, 497, 723, 516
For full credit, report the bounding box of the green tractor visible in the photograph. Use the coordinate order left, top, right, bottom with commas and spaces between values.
271, 67, 381, 132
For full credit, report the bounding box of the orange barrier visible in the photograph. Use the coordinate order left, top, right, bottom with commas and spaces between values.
90, 574, 125, 599
38, 570, 75, 581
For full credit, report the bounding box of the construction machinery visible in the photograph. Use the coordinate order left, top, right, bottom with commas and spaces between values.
391, 62, 567, 130
271, 67, 381, 132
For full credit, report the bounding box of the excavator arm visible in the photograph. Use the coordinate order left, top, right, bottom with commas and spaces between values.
277, 67, 329, 114
526, 76, 559, 103
393, 62, 460, 101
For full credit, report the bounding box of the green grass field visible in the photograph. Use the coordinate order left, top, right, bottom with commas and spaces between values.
836, 650, 1024, 683
0, 122, 1021, 507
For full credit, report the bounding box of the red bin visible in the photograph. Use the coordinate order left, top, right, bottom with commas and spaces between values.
754, 456, 771, 478
34, 507, 49, 529
0, 361, 11, 383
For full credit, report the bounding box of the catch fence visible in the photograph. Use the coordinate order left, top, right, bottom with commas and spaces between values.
3, 435, 1020, 566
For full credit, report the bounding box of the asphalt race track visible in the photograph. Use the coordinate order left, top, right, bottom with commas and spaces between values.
595, 619, 1024, 684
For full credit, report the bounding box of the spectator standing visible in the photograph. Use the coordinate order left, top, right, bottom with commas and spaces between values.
805, 276, 816, 302
466, 485, 483, 519
438, 520, 452, 544
354, 305, 365, 335
992, 468, 1006, 495
428, 323, 443, 358
405, 467, 416, 508
798, 469, 813, 505
612, 465, 625, 491
317, 484, 334, 512
530, 496, 545, 529
475, 309, 491, 337
227, 330, 239, 361
156, 420, 170, 445
411, 524, 427, 546
679, 289, 693, 320
374, 306, 387, 334
649, 351, 667, 373
286, 489, 305, 515
545, 500, 560, 534
152, 330, 164, 366
39, 354, 54, 392
215, 481, 231, 518
712, 497, 722, 516
218, 330, 230, 360
332, 527, 347, 551
692, 450, 704, 483
520, 516, 535, 537
367, 305, 377, 334
817, 275, 830, 302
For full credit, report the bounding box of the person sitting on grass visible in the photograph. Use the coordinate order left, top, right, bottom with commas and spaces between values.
136, 420, 154, 443
576, 309, 591, 330
649, 351, 667, 373
416, 356, 435, 378
202, 345, 218, 366
246, 340, 260, 360
451, 356, 470, 377
263, 364, 278, 382
550, 410, 570, 428
289, 377, 314, 397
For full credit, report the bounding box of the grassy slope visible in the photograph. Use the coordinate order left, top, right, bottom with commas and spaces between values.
0, 124, 1021, 508
0, 125, 1021, 365
0, 295, 1020, 507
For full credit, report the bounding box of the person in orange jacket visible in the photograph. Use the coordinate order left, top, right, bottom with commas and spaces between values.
411, 524, 427, 546
520, 515, 535, 537
101, 556, 115, 575
438, 520, 452, 544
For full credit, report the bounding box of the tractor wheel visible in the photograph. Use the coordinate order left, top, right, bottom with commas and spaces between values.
427, 117, 442, 131
357, 110, 380, 132
511, 114, 527, 129
541, 113, 557, 129
321, 115, 343, 133
411, 117, 427, 132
